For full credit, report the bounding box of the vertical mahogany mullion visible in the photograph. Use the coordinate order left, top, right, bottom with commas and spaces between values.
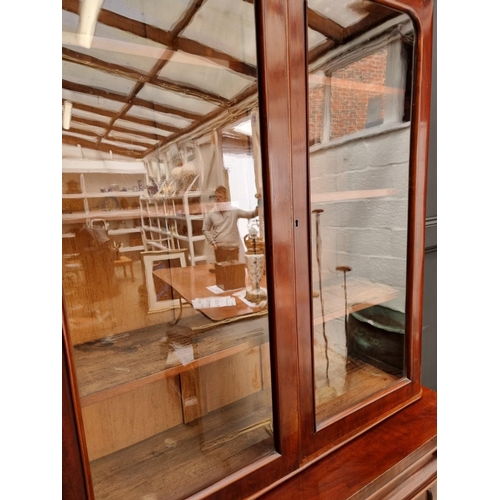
288, 0, 318, 460
198, 0, 304, 497
256, 0, 301, 472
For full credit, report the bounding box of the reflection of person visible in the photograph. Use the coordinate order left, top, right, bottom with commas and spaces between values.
203, 185, 258, 262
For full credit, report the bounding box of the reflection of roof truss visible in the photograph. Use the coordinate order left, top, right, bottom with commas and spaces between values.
61, 0, 401, 160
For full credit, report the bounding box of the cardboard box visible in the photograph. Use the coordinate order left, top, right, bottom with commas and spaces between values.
215, 261, 246, 290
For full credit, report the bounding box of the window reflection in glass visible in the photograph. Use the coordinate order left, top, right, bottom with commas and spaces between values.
307, 1, 415, 425
62, 1, 273, 498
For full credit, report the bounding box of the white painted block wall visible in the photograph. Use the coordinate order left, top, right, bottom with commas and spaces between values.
310, 125, 410, 353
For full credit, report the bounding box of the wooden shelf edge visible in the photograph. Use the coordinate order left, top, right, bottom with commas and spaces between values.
311, 188, 397, 204
78, 323, 268, 407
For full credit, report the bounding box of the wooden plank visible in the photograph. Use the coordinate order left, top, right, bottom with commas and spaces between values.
180, 347, 264, 423
313, 278, 398, 325
74, 315, 268, 406
313, 349, 401, 424
82, 377, 184, 461
89, 389, 274, 500
261, 343, 272, 390
311, 188, 397, 203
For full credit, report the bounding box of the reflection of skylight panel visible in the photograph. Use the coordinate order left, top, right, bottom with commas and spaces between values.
160, 51, 254, 101
183, 0, 257, 67
62, 61, 137, 95
136, 84, 218, 115
102, 0, 188, 33
126, 106, 192, 129
62, 131, 98, 143
72, 109, 111, 124
114, 119, 173, 138
62, 90, 125, 112
108, 131, 158, 145
308, 27, 327, 51
101, 138, 148, 151
309, 0, 367, 28
70, 122, 107, 135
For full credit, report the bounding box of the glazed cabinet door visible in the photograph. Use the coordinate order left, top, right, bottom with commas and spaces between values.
62, 0, 303, 498
294, 0, 433, 458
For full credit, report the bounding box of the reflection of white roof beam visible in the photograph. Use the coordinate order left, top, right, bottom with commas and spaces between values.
77, 0, 104, 49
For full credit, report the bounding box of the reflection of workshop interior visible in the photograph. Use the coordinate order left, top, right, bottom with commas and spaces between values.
61, 0, 417, 498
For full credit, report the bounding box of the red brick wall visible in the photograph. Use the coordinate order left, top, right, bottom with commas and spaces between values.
308, 48, 388, 143
308, 85, 325, 145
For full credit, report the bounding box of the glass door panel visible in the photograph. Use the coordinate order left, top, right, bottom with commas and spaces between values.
62, 0, 274, 497
306, 0, 416, 426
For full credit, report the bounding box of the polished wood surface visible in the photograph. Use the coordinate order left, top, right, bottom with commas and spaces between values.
254, 387, 436, 500
62, 335, 91, 500
154, 264, 267, 321
89, 390, 274, 500
73, 314, 268, 404
72, 313, 270, 460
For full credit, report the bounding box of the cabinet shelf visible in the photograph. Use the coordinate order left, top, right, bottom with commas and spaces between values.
170, 214, 204, 221
89, 389, 273, 500
73, 275, 395, 408
312, 278, 398, 325
108, 227, 142, 236
62, 209, 143, 223
74, 314, 268, 407
311, 188, 397, 204
85, 191, 144, 198
63, 191, 143, 199
63, 170, 147, 254
150, 191, 202, 200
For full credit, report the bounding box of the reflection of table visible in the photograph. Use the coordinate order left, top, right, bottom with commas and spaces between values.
154, 264, 267, 322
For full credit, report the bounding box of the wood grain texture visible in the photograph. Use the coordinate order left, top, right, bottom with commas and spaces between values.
63, 335, 91, 500
88, 390, 275, 500
254, 387, 436, 500
154, 264, 268, 321
82, 377, 184, 461
180, 347, 265, 422
73, 314, 268, 405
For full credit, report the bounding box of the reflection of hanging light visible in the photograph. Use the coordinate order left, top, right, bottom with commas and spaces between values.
62, 101, 73, 130
77, 0, 104, 48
